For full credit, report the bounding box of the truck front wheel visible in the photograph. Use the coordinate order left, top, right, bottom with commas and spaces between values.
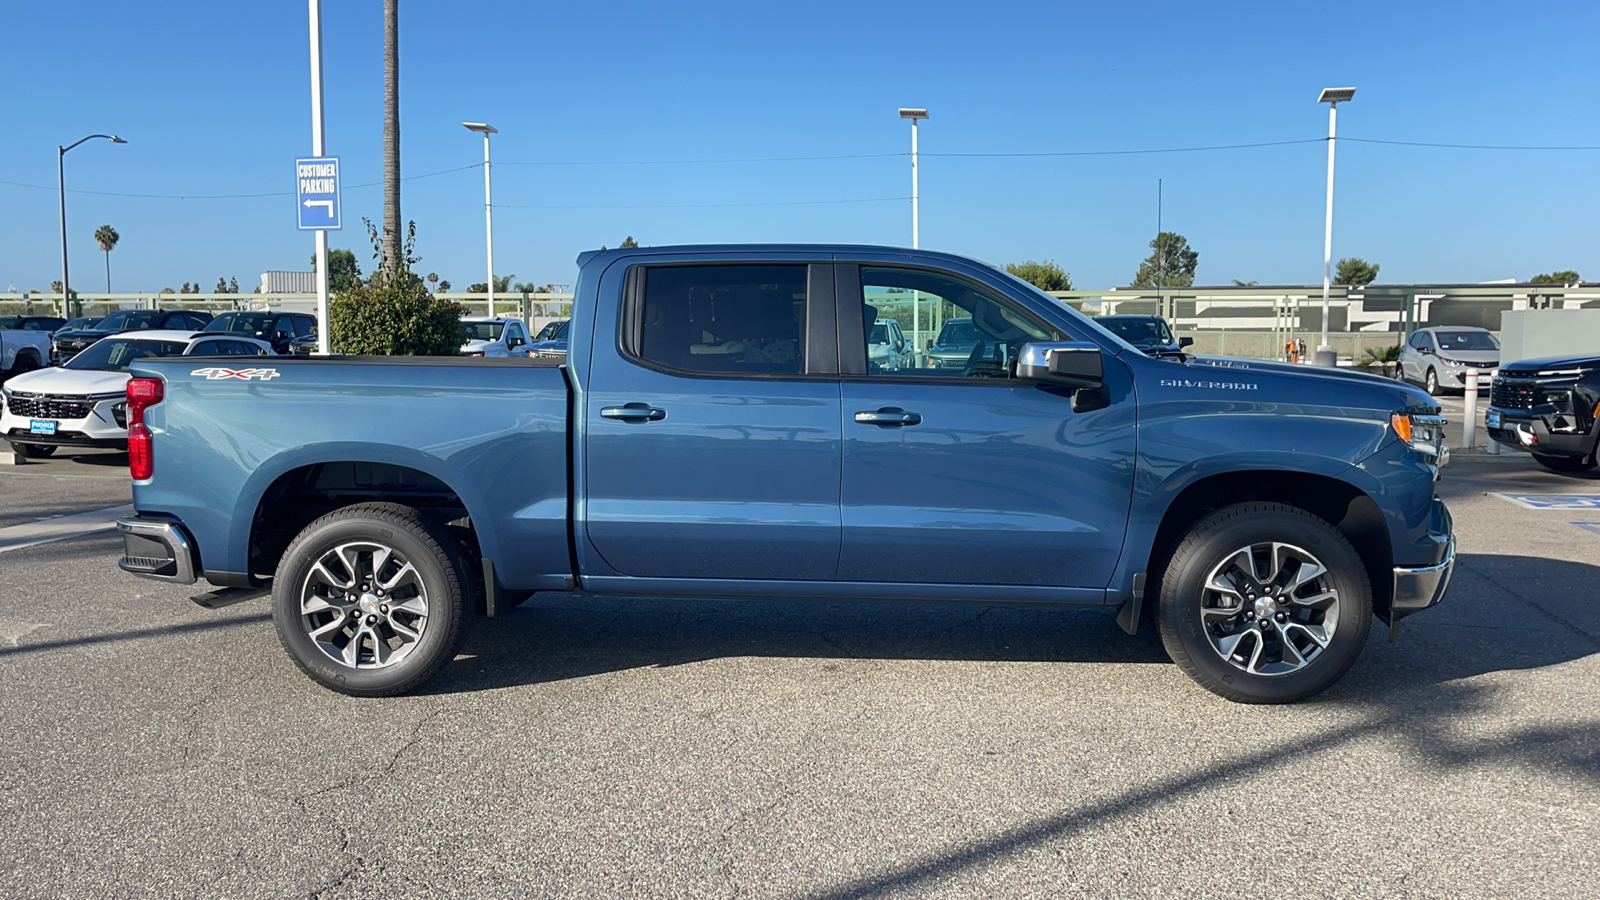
272, 502, 474, 697
1157, 502, 1372, 703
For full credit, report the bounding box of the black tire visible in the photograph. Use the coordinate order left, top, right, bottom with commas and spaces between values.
1423, 368, 1440, 396
1531, 453, 1597, 474
16, 444, 57, 458
272, 502, 475, 697
9, 352, 40, 377
1157, 502, 1373, 704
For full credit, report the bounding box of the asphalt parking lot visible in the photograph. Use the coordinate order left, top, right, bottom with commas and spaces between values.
0, 448, 1595, 898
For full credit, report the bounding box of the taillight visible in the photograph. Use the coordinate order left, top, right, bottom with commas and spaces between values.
127, 377, 164, 480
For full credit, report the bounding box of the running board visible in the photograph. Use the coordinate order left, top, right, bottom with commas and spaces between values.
190, 587, 269, 610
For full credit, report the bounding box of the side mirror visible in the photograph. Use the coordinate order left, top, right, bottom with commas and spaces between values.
925, 339, 935, 351
1179, 336, 1194, 349
1017, 341, 1104, 390
508, 337, 525, 348
1420, 346, 1434, 355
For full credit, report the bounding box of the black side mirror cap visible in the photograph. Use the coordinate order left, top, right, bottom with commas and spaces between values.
1017, 341, 1104, 390
1179, 336, 1194, 348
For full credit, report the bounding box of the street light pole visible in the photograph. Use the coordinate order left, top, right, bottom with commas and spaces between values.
57, 134, 126, 319
1315, 87, 1356, 367
464, 122, 498, 317
898, 108, 928, 355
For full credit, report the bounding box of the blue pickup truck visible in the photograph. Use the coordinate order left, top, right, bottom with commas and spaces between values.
116, 245, 1455, 703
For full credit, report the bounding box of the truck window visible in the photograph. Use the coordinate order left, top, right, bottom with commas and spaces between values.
636, 265, 807, 375
858, 267, 1051, 379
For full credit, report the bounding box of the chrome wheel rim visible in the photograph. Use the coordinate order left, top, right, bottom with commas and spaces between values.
1199, 542, 1339, 676
299, 540, 429, 669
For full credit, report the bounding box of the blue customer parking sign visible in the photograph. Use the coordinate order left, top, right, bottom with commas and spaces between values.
295, 156, 342, 230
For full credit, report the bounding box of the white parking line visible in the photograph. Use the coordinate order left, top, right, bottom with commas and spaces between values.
0, 504, 134, 554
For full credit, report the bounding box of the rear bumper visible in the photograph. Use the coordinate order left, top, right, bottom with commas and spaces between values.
116, 517, 198, 584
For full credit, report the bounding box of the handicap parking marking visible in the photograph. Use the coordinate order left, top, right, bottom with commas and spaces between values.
1494, 493, 1600, 510
1574, 522, 1600, 536
0, 504, 134, 554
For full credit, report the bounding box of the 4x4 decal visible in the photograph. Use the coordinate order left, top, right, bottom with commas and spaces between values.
190, 367, 281, 381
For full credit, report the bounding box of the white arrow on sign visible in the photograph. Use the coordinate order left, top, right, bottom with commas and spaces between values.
302, 199, 334, 213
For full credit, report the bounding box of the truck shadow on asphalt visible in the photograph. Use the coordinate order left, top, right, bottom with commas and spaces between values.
429, 552, 1600, 699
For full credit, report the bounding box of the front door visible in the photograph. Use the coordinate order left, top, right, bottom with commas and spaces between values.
584, 261, 843, 581
836, 264, 1136, 588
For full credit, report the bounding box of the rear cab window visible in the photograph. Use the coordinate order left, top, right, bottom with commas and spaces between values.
630, 265, 809, 376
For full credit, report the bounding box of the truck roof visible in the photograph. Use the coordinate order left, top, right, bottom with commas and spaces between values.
575, 244, 997, 270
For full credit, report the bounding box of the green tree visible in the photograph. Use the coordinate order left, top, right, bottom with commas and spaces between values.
312, 248, 363, 292
215, 277, 229, 294
425, 272, 439, 292
1530, 270, 1581, 284
1360, 344, 1402, 377
94, 224, 120, 292
619, 235, 639, 249
50, 280, 63, 294
437, 279, 451, 293
331, 219, 461, 356
511, 280, 542, 293
380, 0, 402, 280
1131, 232, 1198, 287
1231, 279, 1259, 287
229, 276, 239, 293
1335, 257, 1381, 286
1004, 260, 1073, 291
467, 274, 516, 293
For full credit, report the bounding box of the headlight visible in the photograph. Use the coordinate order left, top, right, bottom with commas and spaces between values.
1392, 411, 1448, 463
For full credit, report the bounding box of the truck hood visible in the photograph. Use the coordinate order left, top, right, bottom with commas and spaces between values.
1184, 353, 1435, 404
1498, 354, 1599, 374
460, 339, 497, 352
2, 366, 128, 397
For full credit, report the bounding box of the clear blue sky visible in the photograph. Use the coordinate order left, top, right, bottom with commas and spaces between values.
3, 0, 1597, 294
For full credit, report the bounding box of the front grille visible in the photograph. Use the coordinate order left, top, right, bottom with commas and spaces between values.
1491, 380, 1537, 410
4, 393, 95, 420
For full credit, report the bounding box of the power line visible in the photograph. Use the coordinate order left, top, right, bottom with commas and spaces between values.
0, 164, 482, 200
1343, 137, 1600, 151
495, 196, 908, 210
923, 138, 1325, 157
497, 153, 902, 166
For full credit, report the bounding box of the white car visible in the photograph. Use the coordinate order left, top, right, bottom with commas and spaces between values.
867, 318, 913, 372
460, 317, 532, 358
1396, 326, 1501, 396
0, 330, 271, 458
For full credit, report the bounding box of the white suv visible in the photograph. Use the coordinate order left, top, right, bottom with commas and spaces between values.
0, 330, 271, 458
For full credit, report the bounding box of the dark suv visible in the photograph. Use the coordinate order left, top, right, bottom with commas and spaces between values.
202, 310, 316, 354
1094, 314, 1191, 359
1486, 355, 1600, 473
53, 308, 213, 362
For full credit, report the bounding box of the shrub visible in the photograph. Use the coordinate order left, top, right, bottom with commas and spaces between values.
329, 220, 462, 356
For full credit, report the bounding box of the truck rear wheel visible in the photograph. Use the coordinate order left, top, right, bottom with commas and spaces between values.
1157, 502, 1372, 703
272, 502, 474, 697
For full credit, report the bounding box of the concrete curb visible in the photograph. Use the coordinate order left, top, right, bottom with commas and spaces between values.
0, 440, 27, 466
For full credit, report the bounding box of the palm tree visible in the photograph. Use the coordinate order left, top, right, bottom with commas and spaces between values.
380, 0, 401, 280
94, 225, 120, 292
1360, 344, 1402, 378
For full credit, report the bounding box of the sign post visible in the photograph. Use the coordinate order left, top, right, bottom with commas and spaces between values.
305, 0, 335, 355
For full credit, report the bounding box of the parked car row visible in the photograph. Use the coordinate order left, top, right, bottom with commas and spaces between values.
1, 330, 273, 457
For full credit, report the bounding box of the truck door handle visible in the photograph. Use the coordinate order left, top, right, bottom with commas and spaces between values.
601, 403, 667, 422
854, 408, 922, 427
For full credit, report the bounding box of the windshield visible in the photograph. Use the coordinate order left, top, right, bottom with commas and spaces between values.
95, 309, 163, 331
204, 312, 274, 335
1435, 330, 1499, 352
0, 317, 15, 329
64, 338, 188, 372
1099, 317, 1174, 346
547, 320, 569, 340
60, 317, 101, 331
934, 320, 980, 346
462, 322, 506, 341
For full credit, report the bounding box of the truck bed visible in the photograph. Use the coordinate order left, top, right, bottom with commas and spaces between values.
129, 355, 572, 590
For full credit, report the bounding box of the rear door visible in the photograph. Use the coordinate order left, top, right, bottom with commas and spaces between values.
583, 259, 843, 581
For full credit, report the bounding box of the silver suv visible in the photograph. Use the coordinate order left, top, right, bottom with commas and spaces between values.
1397, 326, 1500, 395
